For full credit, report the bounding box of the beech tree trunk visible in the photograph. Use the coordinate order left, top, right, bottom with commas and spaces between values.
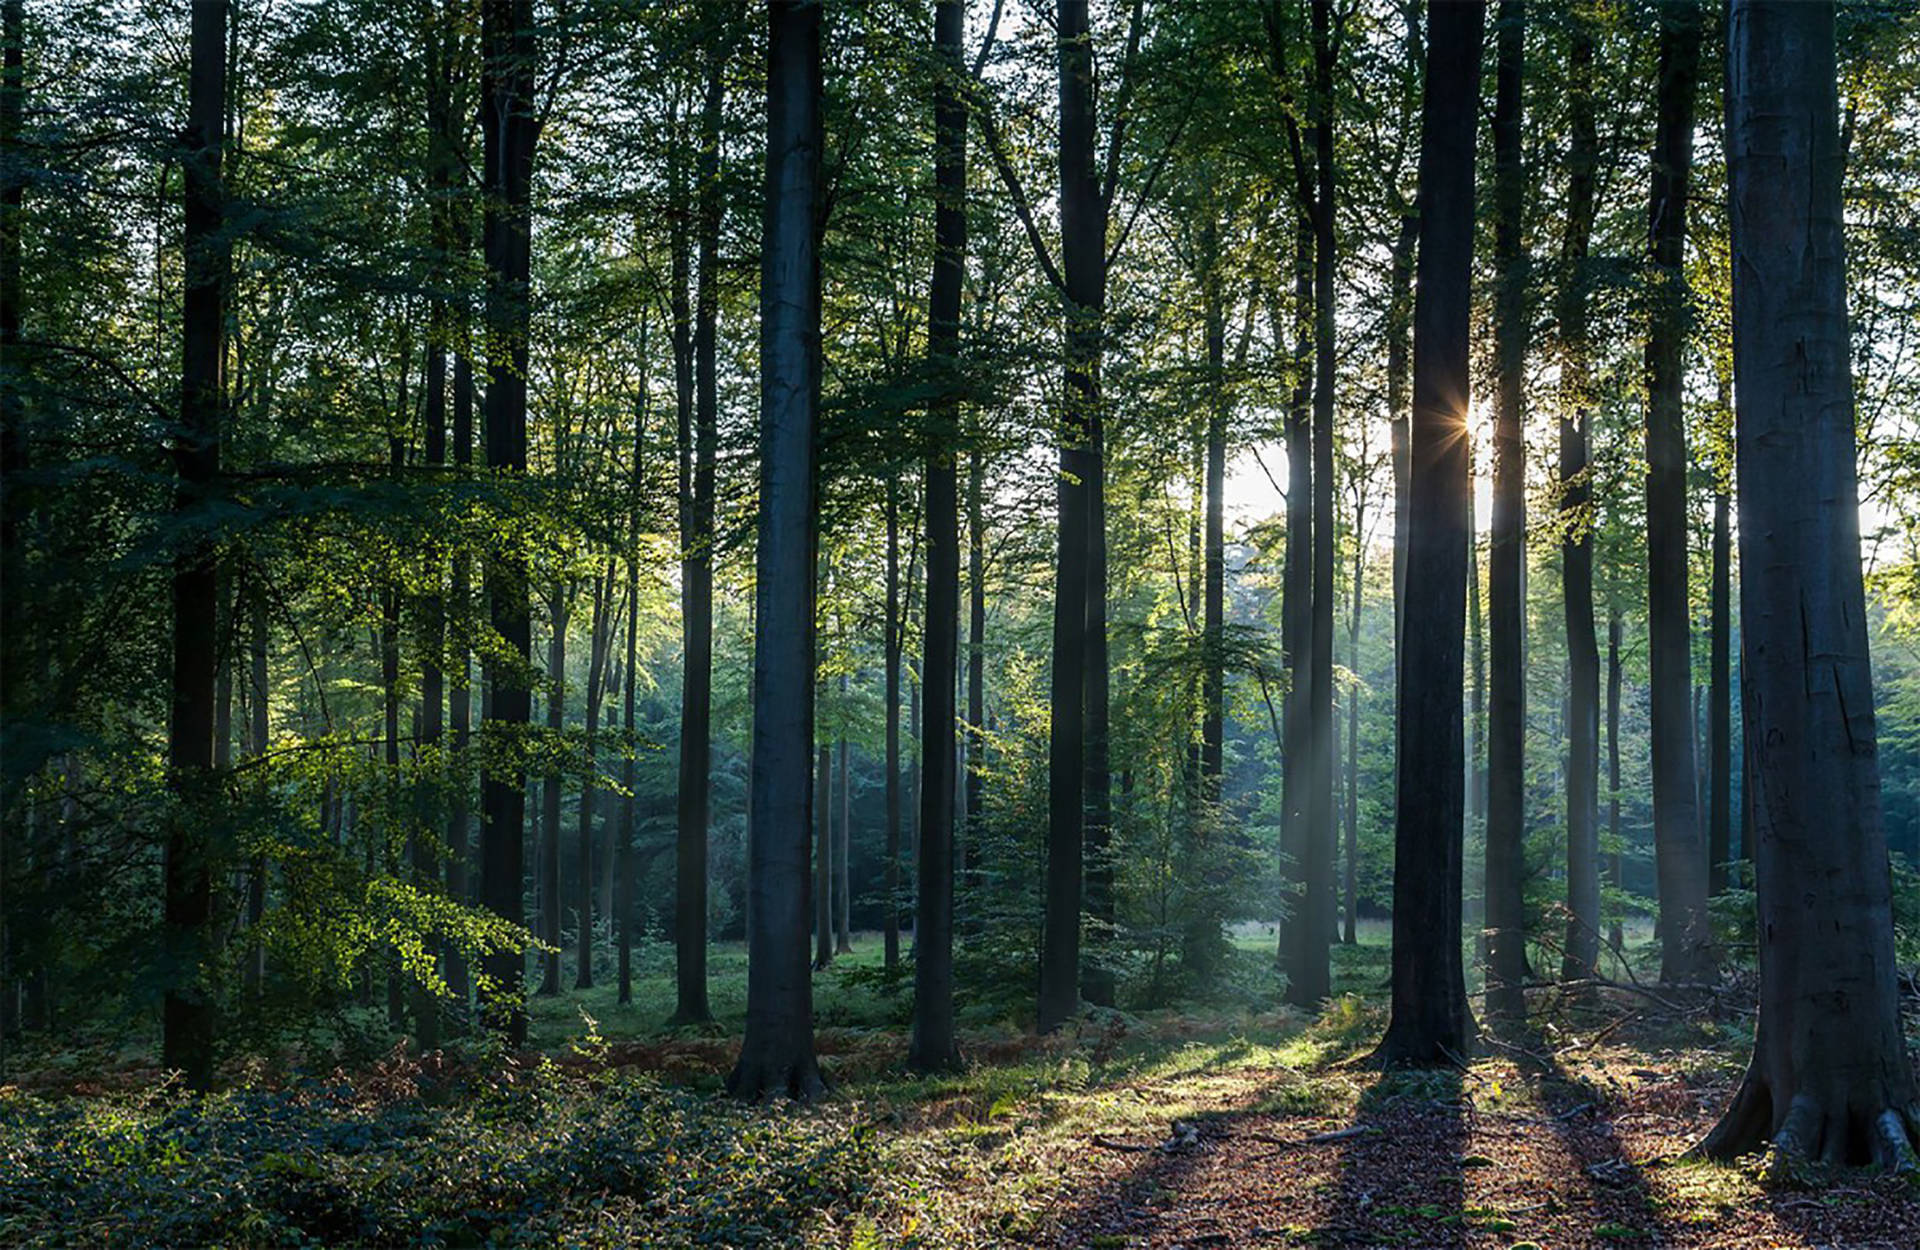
1702, 0, 1919, 1170
1483, 0, 1528, 1028
835, 717, 851, 954
672, 29, 728, 1026
446, 336, 475, 1015
1709, 481, 1731, 896
814, 732, 832, 970
575, 571, 611, 990
1038, 0, 1102, 1036
728, 0, 824, 1101
885, 483, 902, 971
910, 0, 964, 1074
1291, 0, 1338, 1009
1377, 0, 1482, 1066
537, 588, 566, 996
1607, 609, 1624, 952
1644, 0, 1713, 986
164, 0, 228, 1091
478, 0, 535, 1046
1558, 4, 1602, 986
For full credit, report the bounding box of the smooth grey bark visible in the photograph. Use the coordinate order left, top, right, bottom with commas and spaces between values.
1709, 481, 1731, 896
164, 0, 227, 1091
575, 570, 612, 990
1343, 474, 1363, 946
1607, 609, 1624, 952
728, 0, 824, 1102
1277, 218, 1312, 978
910, 0, 964, 1074
1037, 0, 1100, 1035
672, 25, 730, 1026
619, 351, 645, 1007
1558, 5, 1602, 985
885, 483, 902, 971
478, 0, 534, 1046
1644, 0, 1713, 986
536, 588, 566, 997
1377, 0, 1482, 1066
1483, 0, 1528, 1028
965, 445, 985, 887
814, 731, 832, 970
1701, 0, 1919, 1170
1292, 0, 1338, 1009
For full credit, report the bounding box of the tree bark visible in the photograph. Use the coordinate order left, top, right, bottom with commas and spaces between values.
164, 0, 228, 1091
885, 482, 902, 971
478, 0, 535, 1046
729, 0, 824, 1101
1607, 609, 1624, 951
446, 332, 475, 1015
672, 28, 728, 1026
814, 730, 833, 969
1644, 0, 1713, 986
911, 0, 965, 1072
835, 716, 851, 953
1709, 480, 1731, 896
537, 588, 566, 996
1038, 0, 1102, 1036
575, 570, 611, 989
1483, 0, 1528, 1028
1558, 4, 1602, 987
1700, 0, 1920, 1169
1377, 0, 1482, 1066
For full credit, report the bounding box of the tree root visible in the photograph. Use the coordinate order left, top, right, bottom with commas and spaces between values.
1696, 1071, 1920, 1176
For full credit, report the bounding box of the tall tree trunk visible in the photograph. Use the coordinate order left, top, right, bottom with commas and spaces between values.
446, 334, 475, 1015
1344, 488, 1362, 945
965, 446, 985, 886
478, 0, 535, 1046
575, 571, 611, 989
885, 483, 902, 971
1377, 0, 1482, 1066
416, 305, 447, 1051
0, 1, 21, 1067
619, 358, 646, 1007
1703, 0, 1920, 1167
164, 0, 228, 1090
814, 731, 833, 969
1484, 0, 1528, 1027
537, 589, 566, 996
672, 31, 728, 1027
1644, 0, 1712, 986
1709, 479, 1731, 895
834, 718, 851, 953
1038, 0, 1101, 1035
244, 587, 269, 997
1558, 4, 1602, 986
1277, 219, 1313, 977
1293, 0, 1338, 1009
911, 0, 965, 1072
1388, 213, 1416, 659
1607, 609, 1624, 952
729, 0, 824, 1101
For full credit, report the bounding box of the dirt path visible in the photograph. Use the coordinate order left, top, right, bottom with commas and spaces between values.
1046, 1064, 1920, 1249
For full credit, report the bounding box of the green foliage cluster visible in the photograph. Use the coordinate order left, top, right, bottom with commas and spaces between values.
0, 1069, 873, 1248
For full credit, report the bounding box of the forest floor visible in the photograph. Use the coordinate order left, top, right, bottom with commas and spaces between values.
5, 927, 1920, 1247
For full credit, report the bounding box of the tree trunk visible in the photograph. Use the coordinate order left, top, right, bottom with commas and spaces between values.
835, 717, 851, 953
416, 304, 446, 1049
814, 731, 833, 970
1294, 0, 1338, 1009
1038, 0, 1100, 1036
1377, 0, 1482, 1066
1644, 0, 1713, 986
575, 571, 611, 990
1607, 609, 1624, 952
244, 586, 269, 998
1558, 4, 1602, 986
729, 0, 824, 1101
1278, 218, 1313, 978
672, 32, 727, 1026
1709, 480, 1731, 896
537, 588, 567, 996
164, 0, 227, 1091
966, 445, 985, 888
1344, 484, 1362, 946
1703, 0, 1919, 1169
446, 336, 475, 1016
885, 482, 902, 971
911, 0, 965, 1072
1484, 0, 1528, 1028
478, 0, 535, 1046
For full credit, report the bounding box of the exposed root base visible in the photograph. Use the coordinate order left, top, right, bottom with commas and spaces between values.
1696, 1072, 1920, 1175
725, 1054, 828, 1104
